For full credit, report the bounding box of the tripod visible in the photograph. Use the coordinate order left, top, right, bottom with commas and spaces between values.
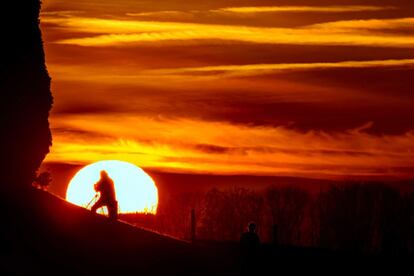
86, 193, 99, 209
85, 193, 117, 219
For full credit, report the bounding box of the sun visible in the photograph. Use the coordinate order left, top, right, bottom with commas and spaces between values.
66, 160, 158, 214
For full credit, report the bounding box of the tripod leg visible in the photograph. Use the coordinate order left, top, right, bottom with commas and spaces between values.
86, 194, 99, 209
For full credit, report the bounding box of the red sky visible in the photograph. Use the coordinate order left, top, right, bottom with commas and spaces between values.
40, 0, 414, 179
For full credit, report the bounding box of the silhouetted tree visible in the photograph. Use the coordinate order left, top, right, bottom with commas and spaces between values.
1, 0, 52, 191
376, 186, 405, 254
316, 184, 407, 253
199, 188, 264, 241
155, 191, 202, 239
0, 1, 53, 272
318, 185, 371, 251
403, 192, 414, 253
265, 187, 309, 245
199, 188, 228, 240
126, 181, 414, 253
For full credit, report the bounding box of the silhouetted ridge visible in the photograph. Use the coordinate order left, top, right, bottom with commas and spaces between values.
0, 0, 52, 189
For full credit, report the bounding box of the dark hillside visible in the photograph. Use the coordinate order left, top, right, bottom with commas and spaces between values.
2, 188, 413, 275
1, 188, 237, 274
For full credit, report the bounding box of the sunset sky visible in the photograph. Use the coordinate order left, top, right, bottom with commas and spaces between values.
40, 0, 414, 179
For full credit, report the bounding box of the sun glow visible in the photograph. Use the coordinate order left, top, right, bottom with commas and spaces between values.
66, 160, 158, 214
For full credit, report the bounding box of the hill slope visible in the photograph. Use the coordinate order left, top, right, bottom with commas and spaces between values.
3, 187, 414, 275
1, 188, 237, 275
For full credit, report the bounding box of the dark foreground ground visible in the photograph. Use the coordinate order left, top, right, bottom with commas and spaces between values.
1, 188, 413, 275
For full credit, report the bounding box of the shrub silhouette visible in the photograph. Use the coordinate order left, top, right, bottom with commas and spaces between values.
33, 172, 52, 191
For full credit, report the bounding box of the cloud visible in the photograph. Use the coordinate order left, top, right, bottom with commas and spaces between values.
123, 6, 395, 23
126, 11, 195, 20
46, 59, 414, 135
195, 144, 232, 154
46, 114, 414, 178
150, 59, 414, 78
215, 5, 396, 14
40, 1, 414, 178
48, 58, 414, 82
43, 15, 414, 48
310, 17, 414, 30
40, 10, 85, 16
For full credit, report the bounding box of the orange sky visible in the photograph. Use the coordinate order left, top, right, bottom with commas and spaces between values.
40, 0, 414, 179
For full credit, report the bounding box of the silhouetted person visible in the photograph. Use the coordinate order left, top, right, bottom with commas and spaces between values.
240, 222, 260, 275
91, 170, 118, 220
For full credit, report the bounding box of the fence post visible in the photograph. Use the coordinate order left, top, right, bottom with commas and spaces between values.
272, 224, 278, 246
191, 208, 196, 243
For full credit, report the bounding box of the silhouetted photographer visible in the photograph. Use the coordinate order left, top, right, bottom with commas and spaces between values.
240, 222, 260, 274
91, 170, 118, 220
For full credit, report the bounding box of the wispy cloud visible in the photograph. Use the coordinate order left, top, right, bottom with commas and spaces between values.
40, 2, 414, 178
47, 58, 414, 94
124, 6, 394, 21
151, 59, 414, 78
46, 114, 414, 178
43, 16, 414, 48
216, 5, 396, 14
310, 17, 414, 30
126, 11, 195, 20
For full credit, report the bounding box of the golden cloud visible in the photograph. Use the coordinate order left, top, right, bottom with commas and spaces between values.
46, 114, 414, 178
151, 59, 414, 78
216, 5, 395, 13
42, 16, 414, 48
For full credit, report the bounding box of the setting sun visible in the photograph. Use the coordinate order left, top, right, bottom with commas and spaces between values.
66, 160, 158, 214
